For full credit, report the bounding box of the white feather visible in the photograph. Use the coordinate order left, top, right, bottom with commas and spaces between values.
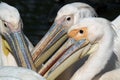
0, 66, 46, 80
0, 2, 20, 25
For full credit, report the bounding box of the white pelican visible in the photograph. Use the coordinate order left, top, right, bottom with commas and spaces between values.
32, 2, 97, 69
68, 18, 115, 80
0, 2, 35, 70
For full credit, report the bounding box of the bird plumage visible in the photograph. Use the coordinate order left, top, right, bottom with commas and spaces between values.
111, 15, 120, 68
99, 69, 120, 80
0, 2, 20, 26
0, 66, 45, 80
55, 2, 97, 25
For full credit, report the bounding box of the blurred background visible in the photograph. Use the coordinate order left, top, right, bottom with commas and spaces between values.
2, 0, 120, 45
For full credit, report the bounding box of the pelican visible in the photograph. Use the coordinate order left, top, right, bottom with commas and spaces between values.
32, 2, 97, 69
0, 2, 35, 70
68, 18, 115, 80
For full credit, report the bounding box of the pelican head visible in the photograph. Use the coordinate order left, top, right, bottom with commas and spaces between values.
67, 18, 114, 63
55, 2, 97, 26
50, 2, 97, 37
0, 2, 35, 70
0, 2, 21, 31
32, 2, 97, 68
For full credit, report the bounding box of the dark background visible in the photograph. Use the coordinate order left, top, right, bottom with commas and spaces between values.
2, 0, 120, 45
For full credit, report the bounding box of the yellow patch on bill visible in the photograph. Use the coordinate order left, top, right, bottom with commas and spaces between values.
2, 38, 11, 56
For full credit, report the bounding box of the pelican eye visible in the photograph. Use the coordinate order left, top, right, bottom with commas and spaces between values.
79, 30, 84, 34
3, 22, 8, 28
4, 23, 7, 28
66, 16, 71, 21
